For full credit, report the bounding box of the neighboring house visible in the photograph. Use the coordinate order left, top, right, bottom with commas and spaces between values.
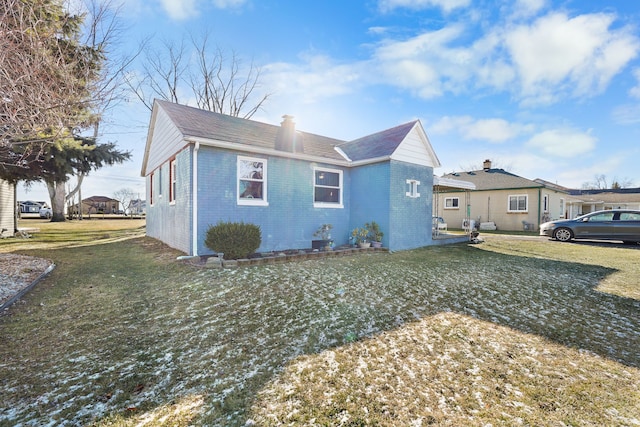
1, 179, 16, 237
129, 199, 146, 215
565, 188, 640, 218
79, 196, 120, 215
437, 160, 569, 231
141, 100, 470, 256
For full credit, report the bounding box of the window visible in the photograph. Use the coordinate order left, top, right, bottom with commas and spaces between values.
508, 195, 528, 212
238, 156, 267, 206
169, 158, 177, 204
158, 166, 163, 197
620, 212, 640, 221
149, 172, 154, 206
314, 168, 343, 208
559, 198, 565, 218
406, 179, 420, 198
444, 197, 459, 209
543, 195, 549, 213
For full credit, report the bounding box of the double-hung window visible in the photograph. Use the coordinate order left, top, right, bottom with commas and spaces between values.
169, 158, 176, 204
238, 156, 268, 206
444, 197, 459, 209
314, 168, 343, 208
508, 195, 528, 212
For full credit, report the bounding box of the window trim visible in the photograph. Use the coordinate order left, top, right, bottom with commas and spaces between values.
169, 158, 176, 204
444, 197, 459, 209
406, 179, 421, 198
508, 194, 528, 213
237, 156, 268, 206
313, 167, 343, 209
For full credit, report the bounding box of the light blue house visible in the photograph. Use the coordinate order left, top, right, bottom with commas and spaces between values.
141, 100, 462, 256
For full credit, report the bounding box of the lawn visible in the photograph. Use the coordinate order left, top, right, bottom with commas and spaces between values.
0, 220, 638, 426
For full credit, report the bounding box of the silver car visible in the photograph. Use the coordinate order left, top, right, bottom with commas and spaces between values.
540, 209, 640, 244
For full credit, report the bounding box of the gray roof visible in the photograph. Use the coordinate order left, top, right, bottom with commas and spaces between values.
157, 100, 345, 161
337, 121, 418, 161
441, 168, 543, 190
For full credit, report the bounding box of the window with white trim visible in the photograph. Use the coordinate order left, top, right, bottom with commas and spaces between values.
559, 198, 565, 218
237, 156, 268, 206
444, 197, 459, 209
508, 194, 528, 212
149, 172, 154, 206
314, 168, 343, 208
406, 179, 420, 198
169, 158, 176, 204
543, 194, 549, 213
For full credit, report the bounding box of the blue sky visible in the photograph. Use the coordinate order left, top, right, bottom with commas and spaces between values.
19, 0, 640, 202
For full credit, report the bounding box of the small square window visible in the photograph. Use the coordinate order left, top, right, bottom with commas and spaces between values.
508, 195, 528, 212
406, 179, 421, 198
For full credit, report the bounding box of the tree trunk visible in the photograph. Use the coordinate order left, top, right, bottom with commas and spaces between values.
47, 181, 67, 222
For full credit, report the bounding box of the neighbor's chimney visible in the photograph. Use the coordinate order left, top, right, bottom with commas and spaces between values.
275, 115, 304, 153
483, 159, 492, 171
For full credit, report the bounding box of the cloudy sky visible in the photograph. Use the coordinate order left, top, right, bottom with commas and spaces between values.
19, 0, 640, 202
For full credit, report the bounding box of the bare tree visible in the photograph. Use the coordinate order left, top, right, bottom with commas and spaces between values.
127, 32, 271, 118
582, 174, 634, 190
113, 187, 134, 215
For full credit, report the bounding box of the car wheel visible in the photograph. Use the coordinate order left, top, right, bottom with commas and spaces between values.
553, 227, 573, 242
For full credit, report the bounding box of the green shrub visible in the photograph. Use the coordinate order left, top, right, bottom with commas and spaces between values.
204, 221, 261, 260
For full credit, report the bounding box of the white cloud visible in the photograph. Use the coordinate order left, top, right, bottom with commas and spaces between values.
526, 128, 597, 156
158, 0, 198, 20
505, 12, 640, 104
378, 0, 470, 14
430, 116, 524, 143
262, 54, 365, 104
629, 68, 640, 99
367, 10, 639, 105
212, 0, 248, 9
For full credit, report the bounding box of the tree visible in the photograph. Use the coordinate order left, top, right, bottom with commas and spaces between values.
1, 0, 136, 221
581, 174, 634, 190
113, 187, 135, 215
127, 32, 271, 118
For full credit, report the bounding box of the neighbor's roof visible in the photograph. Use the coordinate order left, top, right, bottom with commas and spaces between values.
156, 100, 345, 161
441, 168, 543, 191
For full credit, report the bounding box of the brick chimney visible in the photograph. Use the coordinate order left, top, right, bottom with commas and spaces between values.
483, 159, 492, 171
275, 115, 304, 153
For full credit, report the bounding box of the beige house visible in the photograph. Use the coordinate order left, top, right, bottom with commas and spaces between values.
566, 188, 640, 218
436, 160, 569, 231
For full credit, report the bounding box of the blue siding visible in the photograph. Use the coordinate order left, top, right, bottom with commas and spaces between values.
145, 148, 192, 253
350, 162, 391, 247
195, 147, 351, 255
388, 161, 434, 251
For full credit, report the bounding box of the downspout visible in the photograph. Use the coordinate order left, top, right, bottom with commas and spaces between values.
537, 188, 541, 228
192, 142, 200, 256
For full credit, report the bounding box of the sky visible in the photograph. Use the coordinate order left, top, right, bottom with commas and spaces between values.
18, 0, 640, 203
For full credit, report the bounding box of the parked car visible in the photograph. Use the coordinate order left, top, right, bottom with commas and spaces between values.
39, 206, 52, 219
540, 209, 640, 244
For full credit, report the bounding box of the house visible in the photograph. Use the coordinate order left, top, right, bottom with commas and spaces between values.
565, 188, 640, 218
77, 196, 120, 215
141, 100, 471, 256
437, 160, 569, 231
1, 179, 16, 237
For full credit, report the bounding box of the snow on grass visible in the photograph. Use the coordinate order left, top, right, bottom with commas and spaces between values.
0, 239, 639, 426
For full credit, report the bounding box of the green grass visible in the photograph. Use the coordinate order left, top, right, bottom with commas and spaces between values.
0, 221, 638, 426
